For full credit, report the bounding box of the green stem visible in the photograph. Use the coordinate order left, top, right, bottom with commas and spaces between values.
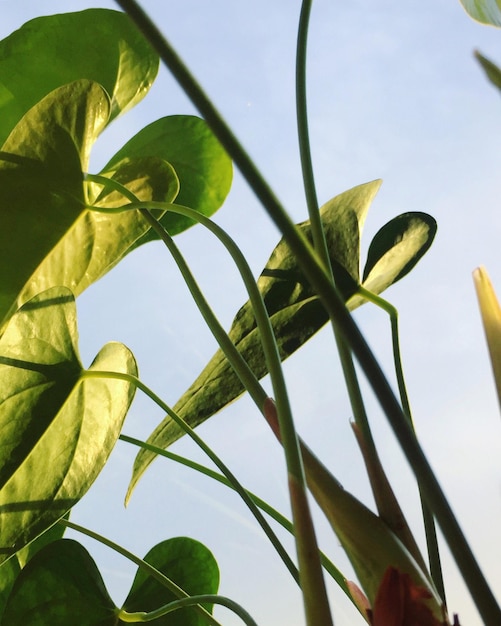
119, 434, 350, 596
357, 286, 446, 603
59, 519, 221, 626
86, 173, 329, 618
118, 595, 258, 625
81, 370, 298, 584
113, 4, 501, 621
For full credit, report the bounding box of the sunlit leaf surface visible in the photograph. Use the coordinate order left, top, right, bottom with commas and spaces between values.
0, 9, 158, 145
129, 182, 437, 494
0, 287, 136, 562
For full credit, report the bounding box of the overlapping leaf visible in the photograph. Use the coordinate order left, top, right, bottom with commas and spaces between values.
129, 181, 437, 494
0, 78, 231, 330
0, 9, 159, 145
0, 287, 137, 563
0, 80, 109, 327
1, 537, 219, 625
0, 540, 116, 626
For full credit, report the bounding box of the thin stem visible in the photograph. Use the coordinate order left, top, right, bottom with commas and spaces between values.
59, 519, 221, 626
81, 370, 298, 583
357, 286, 446, 603
114, 3, 501, 621
119, 434, 349, 595
87, 172, 330, 620
118, 595, 258, 625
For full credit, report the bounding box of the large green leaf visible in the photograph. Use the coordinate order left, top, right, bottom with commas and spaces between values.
128, 181, 437, 495
0, 9, 158, 145
0, 539, 117, 626
0, 79, 231, 330
0, 79, 109, 328
101, 115, 233, 238
458, 0, 501, 26
0, 287, 137, 563
121, 537, 220, 625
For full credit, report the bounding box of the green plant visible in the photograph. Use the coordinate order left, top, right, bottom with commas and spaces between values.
0, 2, 499, 625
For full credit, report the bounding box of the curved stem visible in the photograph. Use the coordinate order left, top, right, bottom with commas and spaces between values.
118, 594, 258, 625
357, 287, 446, 603
59, 519, 221, 626
119, 434, 349, 595
111, 4, 501, 621
81, 370, 298, 583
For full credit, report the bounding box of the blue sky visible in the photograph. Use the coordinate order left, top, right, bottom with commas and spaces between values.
1, 2, 501, 625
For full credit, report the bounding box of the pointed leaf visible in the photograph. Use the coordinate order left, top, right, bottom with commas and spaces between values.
475, 50, 501, 92
458, 0, 501, 26
473, 266, 501, 412
0, 79, 110, 328
17, 156, 180, 307
1, 539, 117, 625
347, 212, 437, 309
0, 287, 137, 563
121, 537, 220, 625
102, 115, 233, 237
131, 181, 434, 492
0, 9, 158, 144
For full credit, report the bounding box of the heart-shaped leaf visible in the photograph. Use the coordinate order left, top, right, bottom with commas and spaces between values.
0, 80, 232, 330
101, 115, 233, 238
0, 287, 137, 563
0, 79, 109, 328
0, 9, 158, 145
0, 539, 117, 625
1, 537, 219, 626
128, 182, 437, 495
122, 537, 220, 625
458, 0, 501, 26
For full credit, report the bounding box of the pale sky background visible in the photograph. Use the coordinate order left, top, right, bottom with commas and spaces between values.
1, 2, 501, 625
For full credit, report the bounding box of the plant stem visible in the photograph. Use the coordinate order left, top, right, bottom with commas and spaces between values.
59, 519, 221, 626
114, 3, 501, 622
118, 594, 258, 625
357, 287, 446, 603
81, 370, 298, 583
88, 170, 332, 623
119, 434, 349, 595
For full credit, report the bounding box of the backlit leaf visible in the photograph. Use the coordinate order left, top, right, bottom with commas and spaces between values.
0, 9, 158, 144
128, 182, 436, 495
101, 115, 233, 238
121, 537, 220, 625
1, 539, 117, 625
0, 80, 109, 329
0, 287, 137, 563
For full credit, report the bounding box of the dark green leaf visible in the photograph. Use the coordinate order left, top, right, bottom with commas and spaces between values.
0, 9, 158, 144
129, 182, 437, 494
347, 212, 437, 309
0, 509, 68, 620
475, 50, 501, 93
121, 537, 220, 625
0, 287, 137, 563
1, 539, 117, 625
102, 115, 233, 237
